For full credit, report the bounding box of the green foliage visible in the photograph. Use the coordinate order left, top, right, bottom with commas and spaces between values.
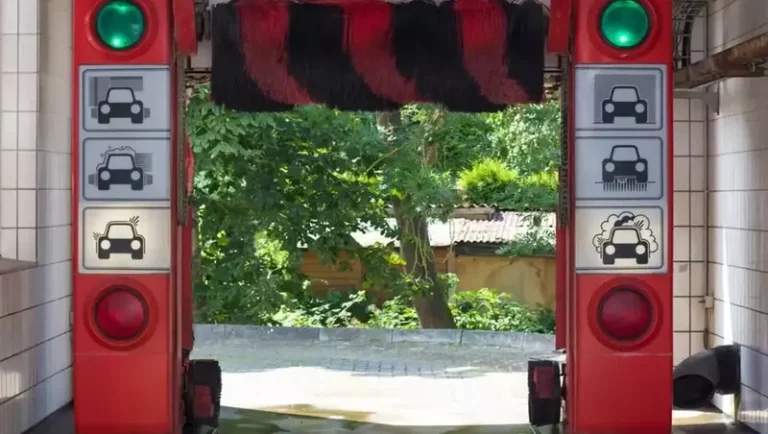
187, 85, 395, 322
450, 289, 555, 333
270, 288, 554, 334
193, 229, 296, 324
457, 159, 513, 204
496, 212, 556, 258
366, 296, 422, 330
400, 105, 494, 175
272, 290, 371, 328
459, 159, 558, 211
186, 82, 562, 326
497, 230, 555, 258
456, 99, 560, 212
485, 100, 561, 176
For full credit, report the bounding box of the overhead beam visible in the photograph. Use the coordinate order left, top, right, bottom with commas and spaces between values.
674, 31, 768, 89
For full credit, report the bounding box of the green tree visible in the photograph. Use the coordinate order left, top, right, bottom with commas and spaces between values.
376, 110, 455, 328
186, 86, 394, 323
186, 86, 485, 327
185, 84, 559, 328
485, 99, 561, 175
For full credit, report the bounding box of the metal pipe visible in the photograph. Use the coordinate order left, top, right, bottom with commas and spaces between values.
674, 31, 768, 89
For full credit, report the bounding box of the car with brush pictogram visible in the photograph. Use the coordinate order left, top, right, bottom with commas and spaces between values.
602, 145, 648, 183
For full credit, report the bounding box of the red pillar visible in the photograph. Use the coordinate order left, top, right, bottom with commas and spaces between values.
72, 1, 178, 432
568, 0, 674, 432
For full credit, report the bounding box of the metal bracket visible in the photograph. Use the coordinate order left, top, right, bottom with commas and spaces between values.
703, 295, 714, 309
673, 89, 720, 115
195, 1, 212, 43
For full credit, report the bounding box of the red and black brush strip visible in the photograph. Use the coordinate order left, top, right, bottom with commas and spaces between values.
210, 0, 546, 113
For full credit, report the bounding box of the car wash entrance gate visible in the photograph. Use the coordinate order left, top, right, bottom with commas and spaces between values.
68, 0, 679, 433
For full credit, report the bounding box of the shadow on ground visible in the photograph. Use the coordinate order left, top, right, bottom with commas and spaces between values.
219, 404, 533, 433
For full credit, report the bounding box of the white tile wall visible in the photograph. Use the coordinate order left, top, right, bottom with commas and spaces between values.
672, 9, 709, 367
0, 0, 40, 261
707, 0, 768, 429
0, 0, 73, 432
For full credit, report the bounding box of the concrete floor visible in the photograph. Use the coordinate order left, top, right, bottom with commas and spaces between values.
25, 339, 758, 434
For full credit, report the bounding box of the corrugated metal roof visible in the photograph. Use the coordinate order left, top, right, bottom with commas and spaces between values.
350, 212, 556, 247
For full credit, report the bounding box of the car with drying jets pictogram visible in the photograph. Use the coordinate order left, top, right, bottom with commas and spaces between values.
600, 226, 650, 265
96, 153, 145, 191
93, 87, 150, 124
601, 86, 648, 124
97, 221, 146, 260
602, 145, 648, 183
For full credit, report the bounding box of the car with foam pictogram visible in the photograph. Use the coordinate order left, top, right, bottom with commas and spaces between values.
601, 226, 650, 265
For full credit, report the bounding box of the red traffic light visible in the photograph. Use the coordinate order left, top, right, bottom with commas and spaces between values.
95, 288, 148, 341
598, 287, 652, 341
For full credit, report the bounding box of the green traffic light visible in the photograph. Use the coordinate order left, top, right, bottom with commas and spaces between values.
599, 0, 650, 49
95, 0, 146, 50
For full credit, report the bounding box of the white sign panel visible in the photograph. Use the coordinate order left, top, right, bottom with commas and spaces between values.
80, 67, 171, 133
575, 136, 664, 201
574, 66, 664, 132
81, 207, 171, 272
574, 207, 665, 273
81, 138, 171, 201
574, 64, 668, 274
78, 65, 172, 275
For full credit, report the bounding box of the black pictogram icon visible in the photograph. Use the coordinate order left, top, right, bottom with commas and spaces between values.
87, 146, 154, 191
94, 216, 146, 260
600, 145, 650, 192
91, 87, 150, 124
601, 86, 648, 124
592, 212, 658, 265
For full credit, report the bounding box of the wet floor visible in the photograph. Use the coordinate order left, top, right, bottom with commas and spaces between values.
24, 338, 759, 434
26, 404, 758, 434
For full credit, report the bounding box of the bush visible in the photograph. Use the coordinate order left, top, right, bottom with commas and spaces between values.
497, 230, 555, 258
271, 290, 371, 328
366, 297, 421, 329
459, 159, 557, 211
269, 288, 555, 334
450, 289, 554, 333
496, 213, 556, 258
458, 159, 514, 205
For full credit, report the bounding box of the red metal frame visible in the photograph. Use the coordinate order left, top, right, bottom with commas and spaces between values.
555, 226, 566, 349
72, 0, 178, 432
172, 0, 198, 55
181, 138, 196, 355
547, 0, 572, 55
567, 0, 674, 432
71, 1, 676, 432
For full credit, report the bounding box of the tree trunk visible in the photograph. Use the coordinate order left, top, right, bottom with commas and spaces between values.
376, 111, 456, 329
